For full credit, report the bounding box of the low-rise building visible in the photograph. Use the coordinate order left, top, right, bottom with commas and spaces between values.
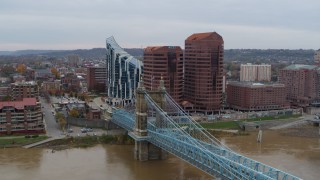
61, 73, 81, 92
87, 109, 101, 120
0, 98, 44, 134
42, 80, 61, 92
11, 81, 39, 101
227, 82, 289, 111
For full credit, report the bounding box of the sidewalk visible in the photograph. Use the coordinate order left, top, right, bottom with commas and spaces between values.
23, 136, 65, 149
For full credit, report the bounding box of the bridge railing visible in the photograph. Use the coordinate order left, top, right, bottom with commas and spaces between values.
112, 108, 135, 131
144, 93, 301, 180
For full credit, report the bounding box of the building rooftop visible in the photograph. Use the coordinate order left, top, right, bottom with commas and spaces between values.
228, 81, 285, 88
186, 32, 223, 42
144, 46, 182, 52
284, 64, 317, 70
11, 81, 37, 86
0, 98, 37, 110
106, 36, 143, 69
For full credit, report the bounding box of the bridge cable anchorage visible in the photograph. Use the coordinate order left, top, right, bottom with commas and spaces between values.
144, 93, 254, 180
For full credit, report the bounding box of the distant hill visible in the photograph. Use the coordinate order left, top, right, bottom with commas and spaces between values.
0, 50, 64, 56
0, 48, 315, 64
0, 48, 144, 59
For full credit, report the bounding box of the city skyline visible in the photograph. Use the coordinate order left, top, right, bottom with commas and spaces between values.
0, 0, 319, 51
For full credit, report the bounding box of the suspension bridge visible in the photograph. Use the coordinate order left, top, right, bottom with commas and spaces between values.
111, 79, 301, 180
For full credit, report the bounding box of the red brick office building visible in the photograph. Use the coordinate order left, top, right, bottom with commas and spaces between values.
227, 82, 289, 111
87, 67, 106, 93
143, 46, 183, 103
279, 64, 319, 107
183, 32, 224, 113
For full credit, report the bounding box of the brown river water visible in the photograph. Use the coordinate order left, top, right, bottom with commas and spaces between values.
0, 130, 319, 180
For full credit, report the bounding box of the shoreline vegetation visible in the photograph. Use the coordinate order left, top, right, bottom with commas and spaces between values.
37, 134, 135, 150
0, 134, 134, 149
0, 135, 48, 148
1, 114, 316, 149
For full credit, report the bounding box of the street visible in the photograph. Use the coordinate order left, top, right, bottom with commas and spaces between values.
40, 97, 63, 137
41, 96, 120, 138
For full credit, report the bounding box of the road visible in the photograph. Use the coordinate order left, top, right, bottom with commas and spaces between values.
41, 96, 117, 137
40, 97, 63, 137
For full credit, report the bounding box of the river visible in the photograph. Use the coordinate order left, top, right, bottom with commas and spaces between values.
0, 130, 319, 180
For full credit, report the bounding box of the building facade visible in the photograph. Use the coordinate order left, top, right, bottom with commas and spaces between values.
240, 63, 271, 82
184, 32, 224, 113
279, 64, 319, 107
87, 66, 106, 93
42, 80, 61, 92
143, 46, 183, 103
0, 87, 10, 101
227, 82, 289, 111
106, 36, 142, 104
61, 73, 81, 92
11, 81, 39, 101
0, 98, 44, 134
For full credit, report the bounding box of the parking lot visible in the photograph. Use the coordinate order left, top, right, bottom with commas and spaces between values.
63, 125, 125, 137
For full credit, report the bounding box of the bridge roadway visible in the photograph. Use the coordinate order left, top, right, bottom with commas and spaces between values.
111, 91, 301, 180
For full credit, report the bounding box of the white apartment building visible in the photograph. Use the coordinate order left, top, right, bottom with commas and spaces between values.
240, 63, 271, 82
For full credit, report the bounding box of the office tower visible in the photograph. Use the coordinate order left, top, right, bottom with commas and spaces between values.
106, 36, 143, 105
87, 66, 106, 93
143, 46, 183, 103
184, 32, 224, 113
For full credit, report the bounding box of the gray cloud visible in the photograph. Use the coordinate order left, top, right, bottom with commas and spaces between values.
0, 0, 319, 50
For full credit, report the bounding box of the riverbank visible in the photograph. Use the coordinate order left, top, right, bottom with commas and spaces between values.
0, 135, 48, 148
37, 134, 134, 150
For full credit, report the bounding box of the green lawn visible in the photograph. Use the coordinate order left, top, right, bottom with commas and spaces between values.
200, 114, 301, 129
200, 121, 239, 129
0, 135, 48, 146
243, 114, 301, 122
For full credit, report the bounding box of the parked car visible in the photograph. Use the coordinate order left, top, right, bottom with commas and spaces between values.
81, 128, 87, 133
67, 128, 73, 133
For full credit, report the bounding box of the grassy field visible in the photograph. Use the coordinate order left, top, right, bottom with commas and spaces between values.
0, 135, 48, 146
242, 114, 301, 122
200, 114, 302, 129
200, 121, 239, 129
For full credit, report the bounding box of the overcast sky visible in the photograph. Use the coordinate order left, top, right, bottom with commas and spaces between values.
0, 0, 319, 50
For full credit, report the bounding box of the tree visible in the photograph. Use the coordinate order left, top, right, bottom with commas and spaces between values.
69, 108, 79, 118
51, 67, 60, 79
58, 117, 67, 131
0, 65, 15, 77
55, 112, 66, 131
16, 64, 26, 74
